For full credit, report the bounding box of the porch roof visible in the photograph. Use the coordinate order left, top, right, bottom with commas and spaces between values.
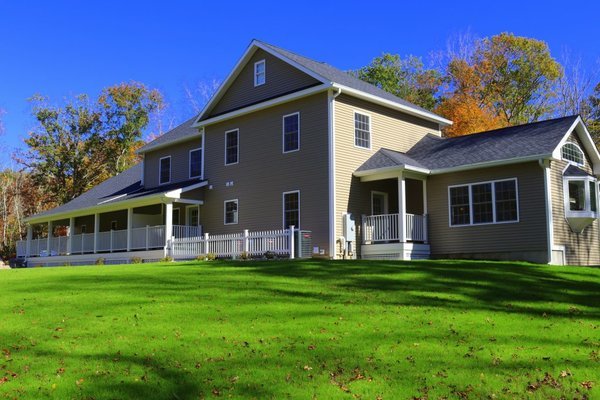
356, 115, 583, 176
26, 163, 206, 223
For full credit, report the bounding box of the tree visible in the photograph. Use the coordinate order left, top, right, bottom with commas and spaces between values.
587, 83, 600, 143
18, 82, 164, 205
98, 82, 164, 174
356, 54, 443, 110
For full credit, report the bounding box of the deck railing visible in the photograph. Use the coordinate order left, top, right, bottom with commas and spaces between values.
362, 213, 427, 244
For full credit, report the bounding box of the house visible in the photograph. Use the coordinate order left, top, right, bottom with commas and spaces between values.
16, 40, 600, 266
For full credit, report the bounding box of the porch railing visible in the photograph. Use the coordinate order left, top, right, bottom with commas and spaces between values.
362, 213, 427, 244
16, 224, 207, 258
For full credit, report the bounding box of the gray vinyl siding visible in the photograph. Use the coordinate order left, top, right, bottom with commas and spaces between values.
201, 93, 330, 254
333, 93, 440, 257
207, 48, 321, 118
551, 133, 600, 265
427, 162, 548, 263
144, 140, 202, 189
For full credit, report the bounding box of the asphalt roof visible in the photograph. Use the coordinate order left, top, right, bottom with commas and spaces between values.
137, 116, 199, 153
258, 41, 446, 123
357, 116, 580, 173
563, 164, 593, 177
28, 163, 203, 221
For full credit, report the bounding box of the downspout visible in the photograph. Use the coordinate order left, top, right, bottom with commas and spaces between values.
540, 158, 554, 264
328, 86, 342, 259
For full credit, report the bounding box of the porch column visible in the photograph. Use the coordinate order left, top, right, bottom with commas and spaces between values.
164, 202, 173, 248
67, 217, 75, 255
422, 178, 428, 244
47, 221, 53, 254
127, 207, 133, 252
94, 213, 100, 253
26, 225, 32, 257
398, 175, 406, 243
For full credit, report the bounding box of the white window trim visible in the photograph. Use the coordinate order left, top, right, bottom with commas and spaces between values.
159, 155, 171, 185
224, 129, 239, 166
561, 142, 586, 167
353, 110, 372, 150
282, 112, 300, 154
254, 59, 266, 87
186, 205, 200, 226
224, 199, 239, 225
448, 178, 520, 227
172, 208, 180, 225
563, 176, 598, 218
189, 147, 202, 179
370, 191, 389, 215
282, 190, 300, 229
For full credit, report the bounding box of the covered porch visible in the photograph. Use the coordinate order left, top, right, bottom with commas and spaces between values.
354, 168, 430, 260
17, 186, 205, 266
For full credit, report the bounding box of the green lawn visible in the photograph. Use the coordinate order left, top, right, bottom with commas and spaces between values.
0, 259, 598, 399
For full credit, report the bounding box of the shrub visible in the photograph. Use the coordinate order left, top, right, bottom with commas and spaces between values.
195, 254, 207, 261
206, 253, 216, 261
239, 251, 250, 260
264, 251, 276, 260
130, 256, 143, 264
160, 256, 174, 263
62, 262, 71, 267
95, 258, 105, 265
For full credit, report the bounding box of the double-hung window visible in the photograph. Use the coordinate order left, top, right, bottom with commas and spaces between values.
283, 191, 300, 229
449, 178, 518, 226
354, 112, 371, 148
224, 199, 238, 225
159, 156, 171, 185
283, 112, 300, 153
189, 148, 202, 178
225, 129, 239, 165
254, 60, 266, 86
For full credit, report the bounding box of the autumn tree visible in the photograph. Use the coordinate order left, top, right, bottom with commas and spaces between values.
586, 83, 600, 143
356, 54, 443, 110
19, 82, 163, 205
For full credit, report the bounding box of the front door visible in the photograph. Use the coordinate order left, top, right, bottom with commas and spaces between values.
371, 191, 389, 215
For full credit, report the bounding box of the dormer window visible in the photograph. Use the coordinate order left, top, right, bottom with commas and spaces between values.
254, 60, 266, 86
562, 142, 585, 167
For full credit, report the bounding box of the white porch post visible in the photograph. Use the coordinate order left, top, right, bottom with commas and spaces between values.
26, 225, 32, 257
398, 175, 406, 243
47, 221, 52, 254
127, 207, 133, 252
422, 178, 428, 244
67, 217, 74, 255
94, 213, 100, 253
164, 202, 173, 249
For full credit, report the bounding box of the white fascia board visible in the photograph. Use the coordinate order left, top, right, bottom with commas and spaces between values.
551, 117, 600, 175
354, 165, 430, 181
429, 155, 550, 175
332, 84, 453, 127
164, 180, 208, 198
194, 84, 330, 128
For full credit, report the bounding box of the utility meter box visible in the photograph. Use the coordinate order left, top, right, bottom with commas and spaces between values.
342, 213, 356, 242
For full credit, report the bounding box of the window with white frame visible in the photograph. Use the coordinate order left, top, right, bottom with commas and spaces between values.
283, 191, 300, 228
283, 113, 300, 153
189, 148, 202, 178
449, 178, 518, 226
254, 60, 266, 86
225, 129, 239, 165
562, 142, 585, 166
159, 156, 171, 184
224, 199, 238, 225
354, 112, 371, 148
565, 177, 598, 214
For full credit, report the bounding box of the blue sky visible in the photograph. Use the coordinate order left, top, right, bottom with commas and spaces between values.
1, 0, 599, 166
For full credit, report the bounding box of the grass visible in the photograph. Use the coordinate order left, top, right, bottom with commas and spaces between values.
0, 259, 599, 399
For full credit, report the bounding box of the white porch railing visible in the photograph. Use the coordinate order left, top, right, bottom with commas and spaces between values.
170, 227, 295, 259
16, 224, 207, 258
362, 213, 427, 244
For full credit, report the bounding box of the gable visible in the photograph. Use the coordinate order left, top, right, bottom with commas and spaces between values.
205, 48, 321, 119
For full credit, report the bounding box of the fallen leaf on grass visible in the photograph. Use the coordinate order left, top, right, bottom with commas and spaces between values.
75, 378, 85, 386
581, 381, 594, 389
303, 365, 312, 371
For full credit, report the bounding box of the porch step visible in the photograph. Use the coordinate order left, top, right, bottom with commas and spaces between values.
361, 243, 430, 261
